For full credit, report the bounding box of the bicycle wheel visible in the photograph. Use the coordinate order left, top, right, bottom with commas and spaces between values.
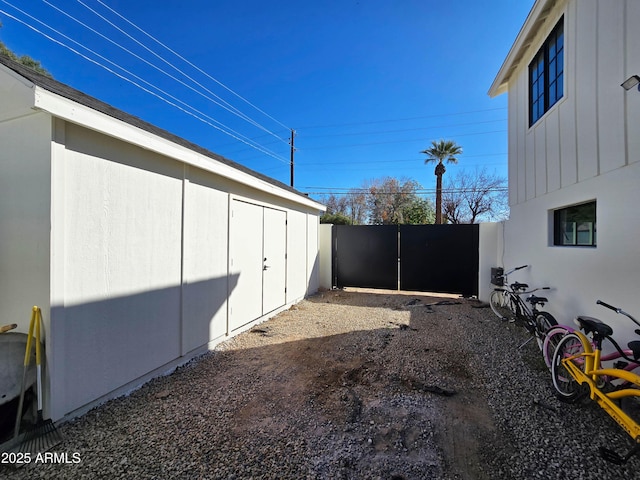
490, 290, 515, 321
534, 311, 558, 351
551, 332, 588, 402
542, 325, 571, 369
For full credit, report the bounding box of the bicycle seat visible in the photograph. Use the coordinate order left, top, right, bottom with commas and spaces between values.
575, 316, 613, 337
527, 295, 548, 305
511, 282, 528, 291
628, 341, 640, 360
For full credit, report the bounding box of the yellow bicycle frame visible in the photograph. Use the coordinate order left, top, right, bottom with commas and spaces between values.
562, 330, 640, 442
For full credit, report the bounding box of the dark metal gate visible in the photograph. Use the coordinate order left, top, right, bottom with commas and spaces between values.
333, 225, 398, 290
333, 224, 479, 296
399, 224, 478, 296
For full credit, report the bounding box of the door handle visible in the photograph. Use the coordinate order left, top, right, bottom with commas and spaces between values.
263, 265, 270, 271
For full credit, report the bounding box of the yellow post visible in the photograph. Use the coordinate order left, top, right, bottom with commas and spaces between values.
23, 308, 37, 367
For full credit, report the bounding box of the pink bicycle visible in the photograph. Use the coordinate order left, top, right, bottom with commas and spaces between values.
543, 304, 640, 375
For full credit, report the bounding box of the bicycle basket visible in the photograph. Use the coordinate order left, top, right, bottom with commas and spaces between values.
490, 267, 504, 286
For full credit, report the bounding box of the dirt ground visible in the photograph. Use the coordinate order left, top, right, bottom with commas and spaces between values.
5, 287, 639, 479
213, 288, 499, 479
3, 287, 553, 479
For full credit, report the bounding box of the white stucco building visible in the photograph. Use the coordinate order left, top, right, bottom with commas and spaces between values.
0, 55, 324, 422
489, 0, 640, 337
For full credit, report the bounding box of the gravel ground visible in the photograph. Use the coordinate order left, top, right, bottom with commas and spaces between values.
1, 289, 639, 479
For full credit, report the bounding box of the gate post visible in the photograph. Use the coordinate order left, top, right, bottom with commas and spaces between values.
318, 224, 334, 290
478, 222, 503, 302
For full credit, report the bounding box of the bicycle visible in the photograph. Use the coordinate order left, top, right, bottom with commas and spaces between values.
543, 322, 640, 371
550, 300, 640, 464
489, 265, 557, 349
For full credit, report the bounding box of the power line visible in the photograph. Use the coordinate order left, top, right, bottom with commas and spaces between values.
297, 152, 507, 167
299, 118, 507, 139
92, 0, 291, 132
0, 1, 290, 164
0, 6, 290, 164
300, 130, 507, 150
296, 107, 508, 129
2, 1, 286, 162
303, 187, 508, 196
73, 0, 289, 144
41, 0, 287, 146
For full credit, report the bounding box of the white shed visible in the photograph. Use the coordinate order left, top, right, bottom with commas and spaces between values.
0, 55, 325, 422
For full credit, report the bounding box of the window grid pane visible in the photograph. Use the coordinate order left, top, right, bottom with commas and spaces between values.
529, 17, 564, 126
553, 201, 596, 247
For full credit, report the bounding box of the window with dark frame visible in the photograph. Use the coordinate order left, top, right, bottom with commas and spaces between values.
553, 201, 596, 247
529, 17, 564, 126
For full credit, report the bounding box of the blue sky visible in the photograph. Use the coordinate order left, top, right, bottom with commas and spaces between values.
0, 0, 532, 201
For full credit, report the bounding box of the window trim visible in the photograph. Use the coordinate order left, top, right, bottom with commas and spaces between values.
529, 17, 564, 126
552, 200, 597, 248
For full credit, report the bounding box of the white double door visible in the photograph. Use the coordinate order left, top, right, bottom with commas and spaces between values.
229, 200, 287, 331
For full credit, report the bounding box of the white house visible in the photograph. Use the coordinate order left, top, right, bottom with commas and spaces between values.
489, 0, 640, 337
0, 55, 325, 422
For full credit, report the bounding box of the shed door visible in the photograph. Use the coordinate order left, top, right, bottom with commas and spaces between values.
263, 207, 287, 314
229, 200, 287, 331
229, 200, 264, 329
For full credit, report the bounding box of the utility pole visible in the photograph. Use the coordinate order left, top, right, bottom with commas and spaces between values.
290, 129, 295, 187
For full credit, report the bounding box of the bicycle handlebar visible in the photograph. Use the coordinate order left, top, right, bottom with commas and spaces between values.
521, 287, 551, 295
597, 300, 618, 312
597, 300, 640, 329
503, 265, 529, 277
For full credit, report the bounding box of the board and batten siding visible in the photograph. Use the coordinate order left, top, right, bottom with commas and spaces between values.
0, 57, 324, 422
0, 112, 52, 326
493, 0, 640, 352
45, 120, 321, 420
506, 0, 640, 207
52, 122, 185, 417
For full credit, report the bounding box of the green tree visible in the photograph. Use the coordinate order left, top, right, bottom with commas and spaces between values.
364, 177, 434, 225
320, 212, 353, 225
0, 23, 51, 77
320, 191, 367, 225
365, 177, 419, 225
402, 197, 435, 224
318, 177, 435, 225
420, 139, 463, 224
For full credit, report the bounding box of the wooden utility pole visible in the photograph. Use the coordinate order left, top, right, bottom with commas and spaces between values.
290, 129, 295, 187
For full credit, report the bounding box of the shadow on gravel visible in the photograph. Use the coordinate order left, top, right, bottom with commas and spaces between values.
2, 290, 637, 480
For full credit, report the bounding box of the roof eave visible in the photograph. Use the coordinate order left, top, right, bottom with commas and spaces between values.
32, 85, 325, 211
488, 0, 556, 98
0, 54, 325, 212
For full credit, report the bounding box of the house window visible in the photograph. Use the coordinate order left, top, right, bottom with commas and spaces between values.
553, 201, 596, 247
529, 17, 564, 125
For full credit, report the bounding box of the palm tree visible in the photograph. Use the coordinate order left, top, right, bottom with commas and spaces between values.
420, 139, 463, 224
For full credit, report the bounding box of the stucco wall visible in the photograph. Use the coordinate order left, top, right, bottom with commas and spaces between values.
501, 161, 640, 342
306, 216, 320, 295
319, 224, 333, 290
477, 222, 502, 303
